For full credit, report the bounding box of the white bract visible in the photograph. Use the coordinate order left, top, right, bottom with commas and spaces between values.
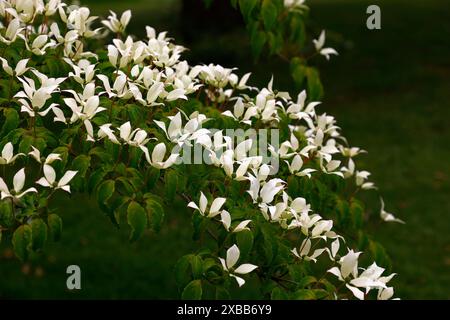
0, 168, 37, 200
380, 198, 405, 224
188, 192, 226, 218
36, 164, 77, 193
313, 30, 338, 60
0, 142, 24, 165
102, 10, 131, 34
219, 244, 258, 287
0, 58, 29, 77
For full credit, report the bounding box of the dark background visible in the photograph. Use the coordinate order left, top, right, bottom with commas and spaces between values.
0, 0, 449, 299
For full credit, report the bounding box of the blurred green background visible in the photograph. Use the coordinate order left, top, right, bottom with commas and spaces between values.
0, 0, 449, 299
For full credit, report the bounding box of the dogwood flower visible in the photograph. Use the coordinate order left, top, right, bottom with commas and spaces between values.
222, 98, 258, 125
15, 72, 64, 117
64, 82, 106, 140
67, 7, 100, 38
355, 170, 376, 190
380, 198, 405, 224
66, 59, 96, 85
219, 244, 258, 287
313, 30, 338, 60
328, 250, 395, 300
36, 164, 77, 193
119, 122, 150, 147
0, 168, 37, 200
101, 10, 131, 34
98, 123, 120, 144
0, 58, 29, 77
188, 192, 226, 218
28, 146, 61, 164
292, 238, 328, 263
24, 34, 56, 55
0, 142, 24, 165
97, 72, 133, 99
220, 210, 252, 233
145, 142, 179, 169
284, 0, 307, 10
0, 18, 22, 44
285, 155, 316, 178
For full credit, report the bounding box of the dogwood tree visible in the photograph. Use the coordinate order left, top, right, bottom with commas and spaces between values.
0, 0, 403, 300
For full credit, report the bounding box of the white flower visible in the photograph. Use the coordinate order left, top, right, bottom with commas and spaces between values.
45, 0, 64, 17
284, 0, 306, 10
220, 210, 251, 233
97, 73, 133, 99
188, 192, 226, 218
66, 59, 96, 85
0, 18, 23, 44
98, 123, 120, 144
15, 72, 64, 117
119, 122, 150, 147
64, 82, 106, 141
101, 10, 131, 34
380, 198, 405, 224
0, 168, 37, 200
355, 170, 376, 190
285, 154, 316, 178
313, 30, 338, 60
222, 98, 258, 125
219, 244, 258, 287
28, 146, 61, 165
67, 7, 100, 38
328, 250, 395, 300
0, 142, 24, 165
145, 142, 179, 169
292, 238, 328, 263
36, 164, 77, 193
259, 178, 285, 204
0, 58, 29, 77
25, 34, 57, 55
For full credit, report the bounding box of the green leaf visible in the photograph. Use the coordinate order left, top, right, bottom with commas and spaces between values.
181, 280, 202, 300
350, 199, 364, 229
70, 155, 91, 190
0, 200, 14, 227
174, 255, 193, 289
250, 29, 267, 60
12, 225, 32, 261
1, 108, 20, 137
312, 289, 329, 300
31, 218, 47, 251
18, 135, 33, 154
298, 276, 317, 288
292, 289, 316, 300
290, 57, 307, 89
146, 167, 160, 190
190, 255, 203, 279
239, 0, 258, 22
192, 211, 205, 241
215, 286, 230, 299
70, 158, 90, 189
97, 180, 115, 205
271, 287, 289, 300
88, 168, 109, 193
47, 214, 62, 241
145, 198, 165, 232
236, 229, 254, 260
261, 0, 278, 30
164, 170, 178, 201
127, 201, 148, 242
306, 67, 324, 100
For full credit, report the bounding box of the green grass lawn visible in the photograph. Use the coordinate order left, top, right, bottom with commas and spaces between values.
0, 0, 449, 299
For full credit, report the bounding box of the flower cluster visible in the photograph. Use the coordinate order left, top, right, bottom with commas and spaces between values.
0, 0, 402, 299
